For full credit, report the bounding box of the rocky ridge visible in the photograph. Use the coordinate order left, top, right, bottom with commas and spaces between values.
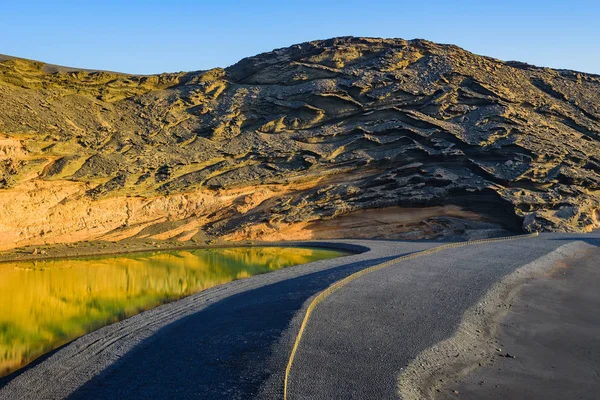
0, 37, 599, 250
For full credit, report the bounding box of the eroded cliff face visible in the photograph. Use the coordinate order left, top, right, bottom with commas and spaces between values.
1, 37, 599, 250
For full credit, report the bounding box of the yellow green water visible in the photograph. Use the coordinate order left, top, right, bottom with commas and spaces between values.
0, 246, 347, 377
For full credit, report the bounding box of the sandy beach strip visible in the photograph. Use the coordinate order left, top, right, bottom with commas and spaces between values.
437, 245, 600, 399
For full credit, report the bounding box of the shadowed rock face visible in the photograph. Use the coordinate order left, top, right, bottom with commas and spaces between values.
1, 37, 599, 249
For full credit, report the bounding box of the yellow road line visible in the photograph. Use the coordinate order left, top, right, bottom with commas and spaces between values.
283, 232, 539, 400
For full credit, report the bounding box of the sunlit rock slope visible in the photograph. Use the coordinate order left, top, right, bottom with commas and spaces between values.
1, 37, 599, 249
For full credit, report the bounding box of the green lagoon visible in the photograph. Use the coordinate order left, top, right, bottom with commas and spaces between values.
0, 246, 347, 377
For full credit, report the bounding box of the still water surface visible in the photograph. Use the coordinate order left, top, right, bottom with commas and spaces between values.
0, 246, 347, 377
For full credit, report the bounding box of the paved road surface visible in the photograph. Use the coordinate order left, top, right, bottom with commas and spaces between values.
283, 233, 599, 399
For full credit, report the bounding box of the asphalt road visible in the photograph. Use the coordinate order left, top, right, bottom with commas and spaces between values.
283, 233, 600, 399
1, 234, 598, 399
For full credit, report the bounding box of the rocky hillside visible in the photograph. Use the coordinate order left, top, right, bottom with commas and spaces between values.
1, 37, 599, 250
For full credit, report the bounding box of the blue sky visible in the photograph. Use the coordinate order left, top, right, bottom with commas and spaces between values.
0, 0, 598, 74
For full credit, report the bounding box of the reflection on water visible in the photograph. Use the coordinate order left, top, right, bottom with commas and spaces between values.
0, 246, 346, 377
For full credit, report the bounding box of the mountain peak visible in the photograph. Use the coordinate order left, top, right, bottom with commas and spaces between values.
0, 37, 599, 250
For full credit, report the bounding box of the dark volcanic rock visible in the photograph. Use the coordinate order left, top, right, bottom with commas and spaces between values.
0, 37, 599, 248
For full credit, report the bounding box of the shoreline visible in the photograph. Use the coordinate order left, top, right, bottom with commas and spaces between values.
0, 228, 537, 265
0, 239, 368, 265
0, 242, 359, 380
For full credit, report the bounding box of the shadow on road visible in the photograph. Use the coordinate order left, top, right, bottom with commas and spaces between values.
69, 254, 400, 400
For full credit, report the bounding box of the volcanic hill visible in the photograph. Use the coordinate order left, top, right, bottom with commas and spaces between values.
1, 37, 599, 250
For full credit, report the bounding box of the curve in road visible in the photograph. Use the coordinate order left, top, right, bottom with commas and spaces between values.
282, 233, 599, 400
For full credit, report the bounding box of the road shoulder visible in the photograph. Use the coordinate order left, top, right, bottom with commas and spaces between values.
398, 241, 594, 399
438, 245, 600, 399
